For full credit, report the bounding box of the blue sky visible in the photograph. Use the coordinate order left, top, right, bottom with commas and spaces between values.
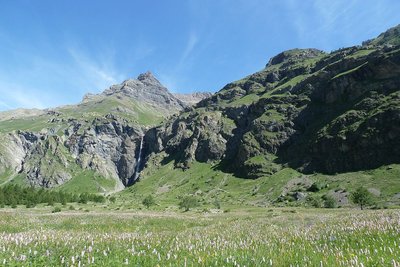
0, 0, 399, 110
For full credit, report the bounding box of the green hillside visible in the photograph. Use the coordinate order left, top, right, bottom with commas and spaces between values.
0, 26, 399, 210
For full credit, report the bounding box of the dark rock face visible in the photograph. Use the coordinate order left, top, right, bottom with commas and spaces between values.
7, 117, 144, 188
64, 117, 144, 186
144, 110, 235, 169
143, 27, 400, 178
2, 26, 400, 190
267, 48, 325, 67
0, 72, 208, 190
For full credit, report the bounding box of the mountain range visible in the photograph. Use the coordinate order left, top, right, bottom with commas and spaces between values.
0, 24, 399, 207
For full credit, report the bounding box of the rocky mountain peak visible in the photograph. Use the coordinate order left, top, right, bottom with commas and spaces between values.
96, 72, 187, 112
266, 48, 325, 67
102, 71, 168, 97
137, 71, 162, 86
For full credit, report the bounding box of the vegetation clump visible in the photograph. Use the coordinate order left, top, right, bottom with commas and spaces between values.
0, 184, 105, 207
52, 207, 61, 213
323, 195, 337, 208
178, 196, 198, 211
350, 187, 375, 210
306, 195, 322, 208
142, 195, 156, 208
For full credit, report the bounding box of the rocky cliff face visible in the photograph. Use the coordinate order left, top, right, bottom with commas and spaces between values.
143, 27, 400, 178
1, 26, 399, 192
1, 116, 143, 189
0, 72, 193, 191
63, 116, 144, 186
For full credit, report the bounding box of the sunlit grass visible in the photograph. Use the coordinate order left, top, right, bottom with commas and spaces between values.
0, 208, 399, 266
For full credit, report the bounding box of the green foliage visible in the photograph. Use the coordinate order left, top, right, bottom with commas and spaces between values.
213, 199, 221, 209
0, 184, 104, 207
350, 187, 375, 210
58, 170, 116, 194
25, 202, 35, 208
323, 195, 337, 208
308, 182, 325, 192
142, 195, 156, 208
178, 196, 198, 211
52, 207, 62, 213
109, 196, 116, 203
306, 195, 322, 208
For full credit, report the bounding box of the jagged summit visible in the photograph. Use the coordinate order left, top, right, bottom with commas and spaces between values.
81, 72, 187, 112
84, 72, 213, 109
137, 71, 162, 86
102, 71, 168, 96
266, 48, 325, 67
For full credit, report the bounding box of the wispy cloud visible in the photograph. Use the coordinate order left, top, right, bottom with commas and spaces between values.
179, 32, 199, 67
312, 0, 356, 32
0, 42, 124, 111
67, 47, 122, 92
0, 81, 45, 110
158, 32, 199, 91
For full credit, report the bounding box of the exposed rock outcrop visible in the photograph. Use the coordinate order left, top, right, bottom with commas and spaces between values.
143, 27, 400, 178
0, 71, 200, 190
0, 117, 145, 189
1, 26, 400, 192
101, 71, 187, 112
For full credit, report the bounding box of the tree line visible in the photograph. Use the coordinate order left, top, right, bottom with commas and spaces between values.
0, 184, 105, 208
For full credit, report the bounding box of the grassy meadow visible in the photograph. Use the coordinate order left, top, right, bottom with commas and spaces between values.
0, 206, 399, 266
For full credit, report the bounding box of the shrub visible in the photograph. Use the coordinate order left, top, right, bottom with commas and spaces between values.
178, 196, 198, 212
308, 182, 325, 192
350, 187, 374, 210
324, 195, 337, 208
142, 195, 155, 208
78, 193, 89, 204
213, 199, 221, 209
52, 207, 61, 213
26, 202, 35, 208
109, 196, 116, 203
306, 195, 322, 208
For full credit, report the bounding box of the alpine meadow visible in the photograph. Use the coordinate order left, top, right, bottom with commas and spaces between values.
0, 1, 400, 266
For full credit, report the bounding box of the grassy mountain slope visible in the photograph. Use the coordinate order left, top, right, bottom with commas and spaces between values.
135, 25, 400, 207
119, 155, 400, 209
0, 73, 186, 193
144, 28, 400, 175
1, 26, 399, 209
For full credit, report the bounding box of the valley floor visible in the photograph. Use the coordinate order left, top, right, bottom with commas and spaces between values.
0, 206, 399, 266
